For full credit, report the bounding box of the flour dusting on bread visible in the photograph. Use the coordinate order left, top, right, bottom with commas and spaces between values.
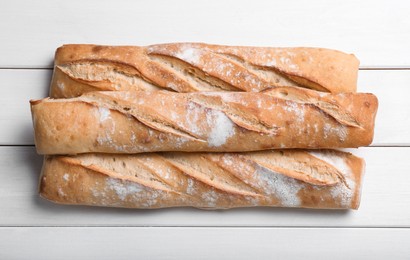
175, 46, 201, 64
207, 109, 235, 147
98, 107, 110, 122
255, 166, 302, 207
309, 151, 356, 207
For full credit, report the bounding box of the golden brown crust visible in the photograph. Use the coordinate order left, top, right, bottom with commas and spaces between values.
30, 89, 378, 155
50, 43, 359, 98
37, 44, 369, 210
39, 150, 364, 209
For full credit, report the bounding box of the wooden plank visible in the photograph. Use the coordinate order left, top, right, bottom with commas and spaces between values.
0, 69, 50, 145
1, 227, 409, 259
1, 69, 409, 145
358, 70, 410, 146
1, 0, 410, 68
1, 146, 409, 227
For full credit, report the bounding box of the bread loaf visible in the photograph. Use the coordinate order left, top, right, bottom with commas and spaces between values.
37, 43, 371, 210
39, 149, 364, 209
50, 43, 359, 98
31, 88, 377, 155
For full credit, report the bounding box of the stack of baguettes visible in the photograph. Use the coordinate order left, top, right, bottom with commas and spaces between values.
30, 43, 378, 210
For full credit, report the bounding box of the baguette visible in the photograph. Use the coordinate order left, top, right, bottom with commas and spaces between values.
39, 44, 368, 210
31, 88, 378, 155
39, 149, 364, 209
50, 43, 359, 98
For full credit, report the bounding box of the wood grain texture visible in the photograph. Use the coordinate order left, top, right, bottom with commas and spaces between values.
0, 0, 410, 68
0, 69, 50, 145
1, 227, 409, 260
1, 147, 409, 227
358, 70, 410, 146
1, 69, 408, 145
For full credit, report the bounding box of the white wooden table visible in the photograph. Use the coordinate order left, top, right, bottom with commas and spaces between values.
1, 0, 410, 258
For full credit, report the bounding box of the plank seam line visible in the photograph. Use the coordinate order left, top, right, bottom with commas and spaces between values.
0, 67, 53, 70
0, 145, 36, 147
1, 226, 409, 229
360, 67, 410, 70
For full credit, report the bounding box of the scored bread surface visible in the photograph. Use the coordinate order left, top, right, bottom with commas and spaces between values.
40, 150, 365, 209
35, 43, 370, 210
50, 43, 359, 98
31, 89, 378, 154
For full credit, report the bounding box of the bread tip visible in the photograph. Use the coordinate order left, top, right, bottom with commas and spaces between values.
29, 98, 49, 105
29, 99, 42, 105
